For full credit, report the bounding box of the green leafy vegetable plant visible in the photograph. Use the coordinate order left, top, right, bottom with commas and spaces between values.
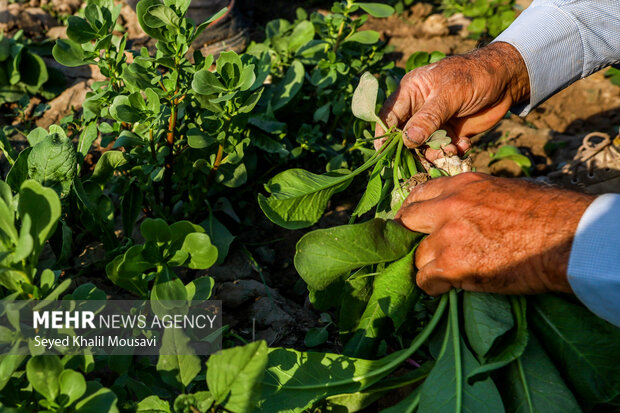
0, 179, 70, 299
0, 31, 65, 106
246, 0, 399, 169
259, 69, 620, 412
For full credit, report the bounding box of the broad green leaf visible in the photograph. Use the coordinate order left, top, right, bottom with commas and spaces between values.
304, 327, 328, 348
141, 218, 172, 243
418, 295, 505, 413
105, 245, 151, 297
287, 20, 314, 52
20, 52, 48, 89
344, 250, 418, 358
192, 69, 227, 95
66, 16, 98, 43
352, 72, 380, 123
27, 133, 77, 198
0, 350, 27, 391
352, 157, 384, 217
113, 130, 145, 149
77, 122, 98, 164
110, 95, 142, 123
497, 334, 581, 413
186, 276, 214, 301
145, 88, 160, 113
202, 213, 235, 265
338, 273, 373, 341
187, 128, 215, 149
344, 30, 380, 45
426, 130, 451, 150
26, 128, 48, 147
216, 51, 243, 88
58, 369, 86, 406
26, 355, 62, 401
157, 329, 200, 389
271, 60, 304, 111
74, 385, 119, 413
136, 0, 167, 40
144, 5, 179, 28
530, 294, 620, 408
180, 233, 218, 269
89, 150, 128, 183
123, 63, 153, 92
18, 180, 61, 250
357, 2, 395, 17
258, 168, 352, 230
137, 395, 171, 412
53, 39, 88, 67
121, 182, 143, 237
237, 64, 256, 92
327, 364, 431, 413
6, 147, 31, 192
257, 296, 448, 413
489, 145, 532, 175
464, 292, 513, 357
467, 296, 528, 383
207, 340, 268, 412
152, 265, 187, 302
294, 218, 423, 290
405, 51, 430, 72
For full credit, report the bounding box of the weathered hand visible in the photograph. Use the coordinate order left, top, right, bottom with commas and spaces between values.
395, 173, 595, 296
375, 42, 530, 160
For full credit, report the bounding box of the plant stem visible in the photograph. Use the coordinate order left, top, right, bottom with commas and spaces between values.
163, 105, 177, 209
449, 289, 462, 413
394, 138, 406, 200
205, 144, 224, 190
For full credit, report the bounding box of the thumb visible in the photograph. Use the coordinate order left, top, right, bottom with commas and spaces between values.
402, 97, 453, 148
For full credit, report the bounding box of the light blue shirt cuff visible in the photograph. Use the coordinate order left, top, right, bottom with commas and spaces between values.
568, 194, 620, 327
493, 4, 583, 116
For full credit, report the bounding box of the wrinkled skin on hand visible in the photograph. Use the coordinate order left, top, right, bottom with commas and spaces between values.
395, 173, 595, 296
375, 42, 530, 160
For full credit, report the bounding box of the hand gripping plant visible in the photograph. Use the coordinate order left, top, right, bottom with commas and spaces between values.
256, 73, 620, 412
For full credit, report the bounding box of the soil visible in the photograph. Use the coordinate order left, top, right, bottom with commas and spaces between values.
0, 0, 618, 353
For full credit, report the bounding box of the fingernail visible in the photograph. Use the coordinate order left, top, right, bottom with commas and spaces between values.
404, 127, 424, 147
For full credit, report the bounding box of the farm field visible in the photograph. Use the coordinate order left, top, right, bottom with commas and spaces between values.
0, 0, 619, 412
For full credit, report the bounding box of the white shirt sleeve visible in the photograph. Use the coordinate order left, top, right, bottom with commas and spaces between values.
493, 0, 620, 115
568, 194, 620, 327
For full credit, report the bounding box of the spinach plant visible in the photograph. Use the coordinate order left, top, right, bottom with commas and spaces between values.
0, 31, 64, 106
0, 179, 72, 299
51, 0, 267, 245
247, 0, 400, 170
258, 70, 620, 412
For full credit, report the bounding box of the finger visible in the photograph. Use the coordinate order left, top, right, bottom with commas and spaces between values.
376, 84, 414, 136
394, 198, 446, 233
400, 176, 454, 208
416, 259, 452, 296
402, 96, 454, 148
414, 233, 441, 269
425, 144, 458, 161
455, 137, 471, 154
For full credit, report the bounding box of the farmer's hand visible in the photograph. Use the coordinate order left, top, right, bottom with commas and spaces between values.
395, 173, 595, 296
375, 42, 530, 160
